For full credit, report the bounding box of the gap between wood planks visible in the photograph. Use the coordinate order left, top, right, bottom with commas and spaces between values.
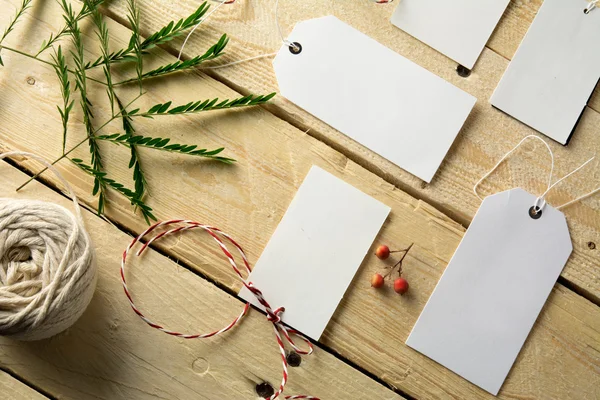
0, 366, 55, 400
0, 157, 416, 400
101, 8, 600, 307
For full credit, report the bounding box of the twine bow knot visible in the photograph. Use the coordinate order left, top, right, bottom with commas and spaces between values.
243, 279, 314, 359
266, 306, 285, 324
121, 220, 318, 400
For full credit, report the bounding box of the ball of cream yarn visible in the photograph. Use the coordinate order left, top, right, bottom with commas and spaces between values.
0, 152, 96, 341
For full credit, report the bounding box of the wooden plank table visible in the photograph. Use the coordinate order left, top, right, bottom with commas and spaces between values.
0, 1, 599, 399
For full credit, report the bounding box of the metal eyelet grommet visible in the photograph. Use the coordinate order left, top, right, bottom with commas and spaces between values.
529, 206, 543, 220
289, 42, 302, 55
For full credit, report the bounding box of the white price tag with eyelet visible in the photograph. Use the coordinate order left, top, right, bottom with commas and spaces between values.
391, 0, 510, 69
490, 0, 600, 145
406, 188, 572, 395
238, 166, 390, 341
273, 16, 476, 183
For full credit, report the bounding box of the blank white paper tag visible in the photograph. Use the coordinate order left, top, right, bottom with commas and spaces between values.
238, 166, 390, 340
273, 16, 476, 183
490, 0, 600, 145
406, 188, 572, 395
391, 0, 510, 69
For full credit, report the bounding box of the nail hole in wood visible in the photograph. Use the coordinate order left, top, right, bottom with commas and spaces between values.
588, 241, 596, 250
256, 382, 275, 398
456, 65, 471, 78
286, 351, 302, 367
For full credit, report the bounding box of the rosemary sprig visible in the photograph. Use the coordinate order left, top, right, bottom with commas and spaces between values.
84, 2, 210, 69
71, 158, 156, 224
96, 133, 236, 163
125, 0, 143, 94
113, 34, 228, 86
0, 0, 34, 66
50, 46, 74, 154
135, 93, 276, 118
88, 1, 116, 114
4, 0, 277, 224
61, 0, 106, 212
16, 93, 146, 192
116, 96, 147, 199
36, 0, 104, 56
140, 2, 210, 50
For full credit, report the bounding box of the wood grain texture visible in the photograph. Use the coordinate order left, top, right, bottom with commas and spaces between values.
102, 0, 600, 302
0, 161, 403, 400
0, 2, 599, 399
0, 371, 48, 400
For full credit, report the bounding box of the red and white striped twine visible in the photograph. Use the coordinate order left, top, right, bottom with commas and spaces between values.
121, 220, 319, 400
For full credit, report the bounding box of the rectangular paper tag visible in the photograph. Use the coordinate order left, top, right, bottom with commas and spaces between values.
274, 16, 476, 183
391, 0, 510, 69
238, 166, 390, 340
490, 0, 600, 145
406, 188, 572, 395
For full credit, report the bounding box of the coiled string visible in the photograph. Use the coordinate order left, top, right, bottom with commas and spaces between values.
0, 151, 96, 341
121, 220, 317, 400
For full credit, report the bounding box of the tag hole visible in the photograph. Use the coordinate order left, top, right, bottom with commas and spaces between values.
584, 8, 590, 13
256, 382, 275, 398
588, 241, 596, 250
289, 42, 302, 55
456, 65, 471, 78
528, 206, 543, 220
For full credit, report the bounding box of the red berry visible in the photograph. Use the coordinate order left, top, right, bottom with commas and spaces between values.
394, 277, 409, 295
375, 245, 390, 260
371, 273, 385, 288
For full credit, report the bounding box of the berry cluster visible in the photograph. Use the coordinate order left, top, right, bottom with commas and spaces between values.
371, 243, 413, 295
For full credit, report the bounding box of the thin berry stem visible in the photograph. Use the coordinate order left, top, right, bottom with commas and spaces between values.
392, 243, 414, 276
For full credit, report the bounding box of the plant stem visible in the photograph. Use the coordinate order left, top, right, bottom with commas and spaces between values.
14, 135, 88, 192
0, 45, 108, 86
393, 243, 413, 273
383, 243, 414, 279
15, 93, 145, 191
0, 0, 33, 45
35, 0, 104, 56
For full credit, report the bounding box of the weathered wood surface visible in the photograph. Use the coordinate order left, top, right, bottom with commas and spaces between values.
0, 1, 599, 400
0, 160, 404, 400
104, 0, 600, 302
0, 371, 47, 400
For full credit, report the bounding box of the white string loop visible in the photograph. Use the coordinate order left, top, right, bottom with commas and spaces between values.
177, 0, 233, 61
533, 196, 547, 213
473, 135, 600, 212
585, 0, 598, 14
473, 135, 554, 201
276, 0, 299, 51
178, 0, 394, 69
